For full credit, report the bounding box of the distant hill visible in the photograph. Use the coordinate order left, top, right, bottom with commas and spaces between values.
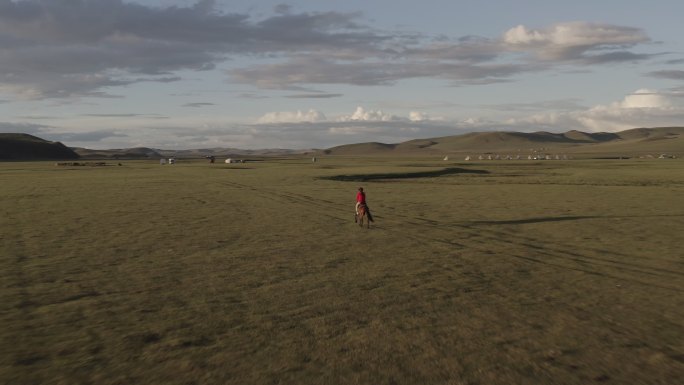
0, 133, 79, 160
156, 148, 312, 158
71, 146, 310, 159
321, 127, 684, 156
72, 147, 163, 159
4, 127, 682, 161
321, 142, 396, 155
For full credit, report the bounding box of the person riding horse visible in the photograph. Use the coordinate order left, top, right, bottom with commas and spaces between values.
355, 187, 374, 222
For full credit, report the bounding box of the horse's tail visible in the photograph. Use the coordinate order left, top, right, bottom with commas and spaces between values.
365, 205, 374, 222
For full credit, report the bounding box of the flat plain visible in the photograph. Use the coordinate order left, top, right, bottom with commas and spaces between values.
1, 157, 683, 385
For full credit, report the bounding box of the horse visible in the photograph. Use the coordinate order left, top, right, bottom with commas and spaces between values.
355, 204, 372, 228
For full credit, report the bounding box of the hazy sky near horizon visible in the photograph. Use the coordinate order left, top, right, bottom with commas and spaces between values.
1, 0, 684, 149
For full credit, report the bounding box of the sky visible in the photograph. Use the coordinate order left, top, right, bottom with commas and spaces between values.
1, 0, 684, 150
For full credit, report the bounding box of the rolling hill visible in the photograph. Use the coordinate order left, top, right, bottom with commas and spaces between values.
3, 127, 682, 161
72, 146, 308, 159
0, 133, 79, 160
72, 147, 163, 159
321, 127, 684, 157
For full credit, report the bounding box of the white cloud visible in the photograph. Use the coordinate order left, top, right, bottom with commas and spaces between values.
617, 89, 672, 109
255, 106, 437, 125
503, 22, 650, 62
506, 89, 684, 132
252, 106, 446, 145
337, 106, 399, 122
503, 25, 546, 45
409, 111, 429, 121
257, 109, 327, 124
0, 1, 656, 100
504, 22, 647, 47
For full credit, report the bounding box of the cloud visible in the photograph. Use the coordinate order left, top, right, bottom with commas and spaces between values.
230, 56, 528, 89
0, 2, 657, 99
0, 0, 386, 99
0, 120, 126, 144
285, 93, 343, 99
647, 70, 684, 80
618, 89, 672, 108
255, 106, 449, 126
256, 92, 682, 145
338, 107, 399, 122
47, 130, 127, 143
244, 106, 461, 148
505, 89, 684, 132
81, 113, 167, 118
257, 109, 327, 123
409, 111, 430, 121
245, 118, 459, 148
485, 99, 587, 112
16, 115, 61, 120
183, 102, 216, 108
0, 121, 52, 134
502, 22, 651, 63
230, 20, 654, 89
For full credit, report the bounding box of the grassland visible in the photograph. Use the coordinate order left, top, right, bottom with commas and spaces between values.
1, 157, 683, 384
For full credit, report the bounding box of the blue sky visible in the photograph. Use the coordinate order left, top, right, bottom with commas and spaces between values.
1, 0, 684, 149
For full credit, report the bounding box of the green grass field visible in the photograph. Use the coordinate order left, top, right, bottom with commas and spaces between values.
1, 157, 683, 384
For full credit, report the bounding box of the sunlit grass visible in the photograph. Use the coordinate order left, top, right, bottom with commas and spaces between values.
1, 158, 683, 384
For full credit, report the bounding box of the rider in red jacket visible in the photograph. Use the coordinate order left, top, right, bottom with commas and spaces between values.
356, 188, 366, 206
355, 187, 373, 222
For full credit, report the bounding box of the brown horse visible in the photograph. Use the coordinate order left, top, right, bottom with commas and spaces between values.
355, 204, 373, 228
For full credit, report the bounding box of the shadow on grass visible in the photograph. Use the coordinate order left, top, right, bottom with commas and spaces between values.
218, 167, 254, 170
472, 213, 684, 226
471, 216, 599, 225
319, 167, 489, 182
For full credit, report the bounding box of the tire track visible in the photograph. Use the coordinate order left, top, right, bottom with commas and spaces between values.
385, 214, 684, 292
217, 180, 684, 292
409, 216, 683, 279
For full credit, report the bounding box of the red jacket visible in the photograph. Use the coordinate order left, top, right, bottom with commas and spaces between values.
356, 191, 366, 204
